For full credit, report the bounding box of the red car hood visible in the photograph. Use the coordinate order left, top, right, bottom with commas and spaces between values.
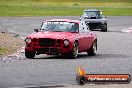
28, 31, 78, 39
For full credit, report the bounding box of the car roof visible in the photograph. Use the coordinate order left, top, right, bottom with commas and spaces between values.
84, 9, 101, 12
45, 19, 80, 24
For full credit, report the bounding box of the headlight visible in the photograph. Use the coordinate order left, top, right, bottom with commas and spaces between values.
64, 39, 69, 46
25, 38, 31, 43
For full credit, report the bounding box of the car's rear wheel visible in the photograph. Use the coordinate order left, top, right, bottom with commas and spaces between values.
67, 43, 78, 59
87, 41, 97, 56
25, 50, 35, 58
101, 23, 107, 32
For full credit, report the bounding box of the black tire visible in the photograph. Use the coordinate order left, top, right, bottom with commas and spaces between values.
101, 23, 107, 32
25, 50, 35, 58
87, 41, 97, 56
67, 43, 78, 59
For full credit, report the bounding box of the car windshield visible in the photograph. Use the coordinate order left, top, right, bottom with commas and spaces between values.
41, 21, 79, 32
84, 11, 101, 18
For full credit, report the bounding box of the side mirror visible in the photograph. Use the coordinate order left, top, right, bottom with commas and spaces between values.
34, 29, 39, 32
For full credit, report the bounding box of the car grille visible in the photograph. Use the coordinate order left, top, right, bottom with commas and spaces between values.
36, 48, 60, 53
89, 23, 101, 29
39, 38, 62, 47
39, 38, 56, 47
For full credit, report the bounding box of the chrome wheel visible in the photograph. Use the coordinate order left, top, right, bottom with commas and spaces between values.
67, 43, 78, 59
93, 42, 97, 55
87, 41, 97, 56
73, 43, 78, 58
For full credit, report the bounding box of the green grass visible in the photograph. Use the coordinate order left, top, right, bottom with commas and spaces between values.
0, 47, 6, 55
0, 0, 132, 16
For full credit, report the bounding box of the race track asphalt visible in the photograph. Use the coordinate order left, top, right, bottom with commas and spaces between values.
0, 16, 132, 88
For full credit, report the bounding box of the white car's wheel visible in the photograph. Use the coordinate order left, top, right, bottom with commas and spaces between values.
101, 23, 107, 32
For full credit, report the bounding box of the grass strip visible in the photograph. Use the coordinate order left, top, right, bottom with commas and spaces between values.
0, 4, 132, 16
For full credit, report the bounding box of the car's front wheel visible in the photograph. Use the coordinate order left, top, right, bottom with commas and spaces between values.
25, 50, 35, 58
101, 23, 107, 32
67, 43, 78, 59
87, 41, 97, 56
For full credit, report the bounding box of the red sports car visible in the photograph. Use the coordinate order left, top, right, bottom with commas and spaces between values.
25, 19, 97, 59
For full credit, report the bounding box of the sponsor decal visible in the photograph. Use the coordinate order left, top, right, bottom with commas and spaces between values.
76, 66, 131, 85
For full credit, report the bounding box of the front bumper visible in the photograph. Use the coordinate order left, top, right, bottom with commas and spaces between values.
25, 38, 74, 55
84, 20, 106, 29
88, 23, 102, 29
25, 46, 73, 55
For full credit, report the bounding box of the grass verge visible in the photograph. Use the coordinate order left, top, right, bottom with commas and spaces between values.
0, 47, 6, 55
0, 32, 24, 56
0, 4, 132, 16
0, 0, 132, 16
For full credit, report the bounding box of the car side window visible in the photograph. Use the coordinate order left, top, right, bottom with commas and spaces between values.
69, 23, 79, 32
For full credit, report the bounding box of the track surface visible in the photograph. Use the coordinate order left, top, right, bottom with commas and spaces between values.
0, 16, 132, 88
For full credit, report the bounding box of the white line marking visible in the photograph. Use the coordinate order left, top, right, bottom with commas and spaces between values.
121, 27, 132, 33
